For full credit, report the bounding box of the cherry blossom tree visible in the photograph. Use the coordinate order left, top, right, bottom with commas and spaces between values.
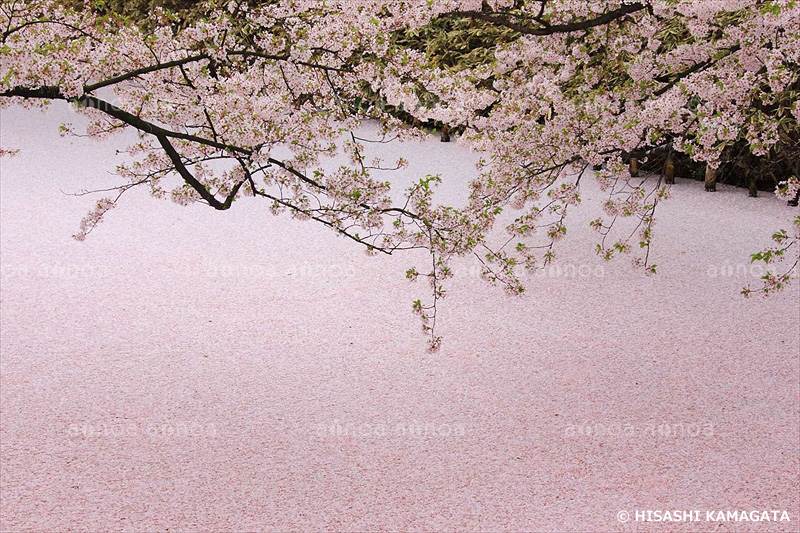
2, 0, 798, 348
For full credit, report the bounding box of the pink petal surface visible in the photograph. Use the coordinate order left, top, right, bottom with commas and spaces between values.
1, 104, 798, 532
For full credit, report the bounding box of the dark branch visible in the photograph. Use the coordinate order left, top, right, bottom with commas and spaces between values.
456, 3, 645, 35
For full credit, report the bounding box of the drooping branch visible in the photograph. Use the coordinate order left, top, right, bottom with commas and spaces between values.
2, 86, 250, 154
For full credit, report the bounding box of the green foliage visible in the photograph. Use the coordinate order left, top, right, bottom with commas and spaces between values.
393, 16, 518, 72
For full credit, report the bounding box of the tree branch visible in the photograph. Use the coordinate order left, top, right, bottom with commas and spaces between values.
455, 3, 645, 36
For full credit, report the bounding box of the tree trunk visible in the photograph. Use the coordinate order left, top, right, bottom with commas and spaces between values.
664, 153, 675, 184
704, 165, 716, 192
629, 157, 639, 177
440, 124, 450, 142
791, 162, 800, 206
747, 175, 758, 197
